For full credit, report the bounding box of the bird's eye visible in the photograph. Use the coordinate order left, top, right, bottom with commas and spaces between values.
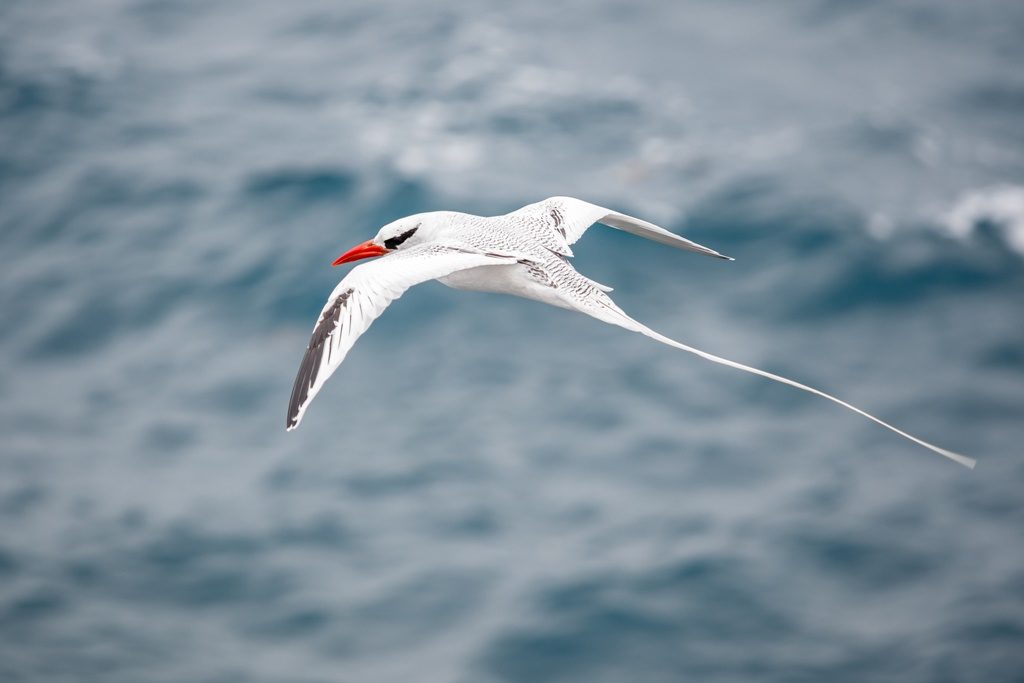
384, 226, 418, 250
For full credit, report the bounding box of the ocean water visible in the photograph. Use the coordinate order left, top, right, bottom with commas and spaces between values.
1, 1, 1023, 681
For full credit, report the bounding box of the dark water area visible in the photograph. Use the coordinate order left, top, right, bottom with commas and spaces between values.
1, 1, 1023, 681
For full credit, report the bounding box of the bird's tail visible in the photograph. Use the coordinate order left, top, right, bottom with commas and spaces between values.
586, 302, 976, 469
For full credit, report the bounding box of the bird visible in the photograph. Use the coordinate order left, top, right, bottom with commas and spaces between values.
286, 196, 976, 469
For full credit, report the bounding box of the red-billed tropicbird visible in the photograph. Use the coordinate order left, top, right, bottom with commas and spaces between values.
286, 196, 976, 469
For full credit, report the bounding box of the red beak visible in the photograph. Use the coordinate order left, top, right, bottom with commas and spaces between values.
332, 239, 388, 266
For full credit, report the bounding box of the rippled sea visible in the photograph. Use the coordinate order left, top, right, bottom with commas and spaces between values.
2, 1, 1023, 681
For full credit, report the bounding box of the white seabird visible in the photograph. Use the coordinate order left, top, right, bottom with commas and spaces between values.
286, 196, 976, 469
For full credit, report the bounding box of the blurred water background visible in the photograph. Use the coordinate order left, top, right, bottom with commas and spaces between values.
2, 1, 1024, 681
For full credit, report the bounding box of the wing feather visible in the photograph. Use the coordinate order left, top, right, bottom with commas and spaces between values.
286, 246, 517, 430
505, 196, 732, 260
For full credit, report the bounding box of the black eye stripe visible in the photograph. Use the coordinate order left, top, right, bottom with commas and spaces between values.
384, 226, 418, 250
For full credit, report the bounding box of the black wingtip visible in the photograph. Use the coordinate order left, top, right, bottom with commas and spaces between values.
285, 403, 301, 431
285, 287, 354, 435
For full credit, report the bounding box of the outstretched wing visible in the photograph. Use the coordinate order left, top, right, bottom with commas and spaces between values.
505, 196, 732, 260
286, 245, 517, 431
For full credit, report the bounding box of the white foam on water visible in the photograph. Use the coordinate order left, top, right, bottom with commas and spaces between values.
942, 184, 1024, 254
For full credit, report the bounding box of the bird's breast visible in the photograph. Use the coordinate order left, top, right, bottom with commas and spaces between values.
437, 262, 573, 310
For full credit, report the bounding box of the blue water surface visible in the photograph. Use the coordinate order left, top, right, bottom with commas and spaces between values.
1, 1, 1023, 682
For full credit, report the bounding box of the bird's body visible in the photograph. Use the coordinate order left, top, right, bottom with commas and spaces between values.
434, 213, 613, 312
286, 196, 976, 469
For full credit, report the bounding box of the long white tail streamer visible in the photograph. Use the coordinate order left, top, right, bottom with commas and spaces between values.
601, 309, 976, 469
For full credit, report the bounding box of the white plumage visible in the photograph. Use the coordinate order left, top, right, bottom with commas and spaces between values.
286, 196, 976, 470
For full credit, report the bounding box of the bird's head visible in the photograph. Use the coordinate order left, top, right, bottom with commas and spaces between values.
332, 213, 446, 266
